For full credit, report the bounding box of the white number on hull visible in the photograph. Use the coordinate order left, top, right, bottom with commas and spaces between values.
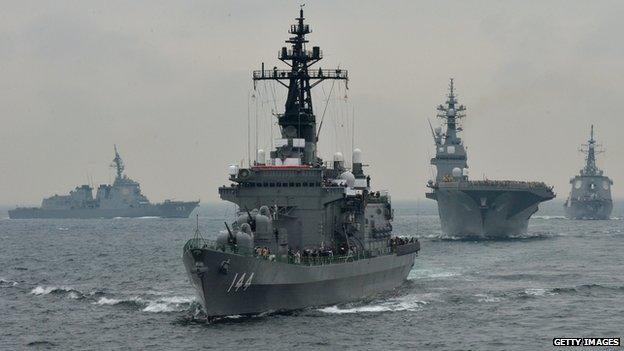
226, 272, 254, 293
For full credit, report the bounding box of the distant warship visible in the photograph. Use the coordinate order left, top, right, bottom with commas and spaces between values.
564, 125, 613, 220
9, 146, 198, 219
426, 80, 555, 238
182, 9, 419, 317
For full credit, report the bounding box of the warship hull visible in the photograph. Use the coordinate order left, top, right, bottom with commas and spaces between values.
427, 183, 555, 238
182, 248, 417, 317
564, 199, 612, 220
8, 201, 198, 219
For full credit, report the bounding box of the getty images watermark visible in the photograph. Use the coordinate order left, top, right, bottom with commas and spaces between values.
553, 338, 620, 347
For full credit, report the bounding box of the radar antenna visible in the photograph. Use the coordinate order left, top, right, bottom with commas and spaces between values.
252, 8, 348, 165
111, 145, 125, 179
436, 78, 466, 145
579, 124, 604, 176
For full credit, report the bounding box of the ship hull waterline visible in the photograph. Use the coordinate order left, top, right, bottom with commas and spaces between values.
183, 248, 416, 317
428, 186, 554, 238
8, 202, 199, 219
564, 199, 613, 220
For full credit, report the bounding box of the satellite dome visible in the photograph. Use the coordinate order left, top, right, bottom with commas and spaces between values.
339, 171, 356, 187
333, 152, 344, 162
452, 167, 462, 178
228, 165, 239, 176
352, 148, 362, 164
257, 149, 266, 164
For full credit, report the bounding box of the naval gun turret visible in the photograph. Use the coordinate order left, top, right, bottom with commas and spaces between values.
564, 125, 613, 219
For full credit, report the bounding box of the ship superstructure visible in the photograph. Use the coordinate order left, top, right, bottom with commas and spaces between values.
9, 146, 198, 219
426, 80, 555, 238
182, 9, 419, 317
564, 126, 613, 219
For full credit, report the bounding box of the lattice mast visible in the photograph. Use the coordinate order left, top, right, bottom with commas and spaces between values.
580, 125, 603, 176
111, 145, 125, 179
252, 8, 348, 165
436, 78, 466, 145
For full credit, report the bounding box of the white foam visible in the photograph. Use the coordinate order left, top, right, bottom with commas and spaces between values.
319, 294, 427, 314
533, 215, 566, 220
94, 297, 122, 305
525, 288, 556, 296
408, 268, 460, 280
143, 302, 175, 313
31, 286, 58, 295
475, 293, 502, 303
158, 296, 194, 304
142, 296, 195, 313
0, 278, 18, 287
68, 292, 80, 299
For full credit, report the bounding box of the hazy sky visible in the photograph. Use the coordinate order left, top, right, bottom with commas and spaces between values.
1, 0, 623, 205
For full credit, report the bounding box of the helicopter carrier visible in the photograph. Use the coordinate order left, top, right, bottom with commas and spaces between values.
182, 9, 419, 317
426, 80, 555, 238
9, 146, 199, 219
564, 125, 613, 220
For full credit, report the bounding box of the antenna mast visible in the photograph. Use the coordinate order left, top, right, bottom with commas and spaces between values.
111, 145, 124, 180
252, 7, 348, 165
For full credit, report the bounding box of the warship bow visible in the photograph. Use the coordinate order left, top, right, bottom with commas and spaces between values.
564, 125, 613, 219
425, 80, 555, 238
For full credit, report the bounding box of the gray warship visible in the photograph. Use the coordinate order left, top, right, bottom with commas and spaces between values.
9, 146, 199, 219
425, 80, 555, 238
182, 9, 419, 317
564, 125, 613, 220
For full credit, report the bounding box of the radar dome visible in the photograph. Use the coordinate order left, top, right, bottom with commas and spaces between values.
333, 152, 344, 162
339, 171, 356, 187
352, 148, 362, 164
452, 167, 462, 178
228, 164, 239, 176
257, 149, 266, 164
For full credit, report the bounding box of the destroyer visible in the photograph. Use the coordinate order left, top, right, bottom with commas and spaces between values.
9, 146, 198, 219
182, 9, 419, 317
426, 80, 555, 238
564, 125, 613, 220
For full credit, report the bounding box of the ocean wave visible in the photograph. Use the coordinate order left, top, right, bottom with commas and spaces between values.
93, 295, 195, 313
30, 286, 83, 297
475, 293, 503, 303
523, 288, 557, 297
431, 231, 556, 241
551, 283, 624, 295
318, 294, 428, 314
532, 215, 567, 220
408, 268, 460, 280
0, 278, 18, 287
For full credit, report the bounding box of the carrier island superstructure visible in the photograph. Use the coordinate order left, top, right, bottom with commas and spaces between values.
564, 125, 613, 219
9, 146, 199, 219
182, 9, 419, 317
426, 80, 555, 238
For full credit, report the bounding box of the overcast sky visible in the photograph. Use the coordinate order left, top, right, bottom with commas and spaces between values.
1, 0, 622, 205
